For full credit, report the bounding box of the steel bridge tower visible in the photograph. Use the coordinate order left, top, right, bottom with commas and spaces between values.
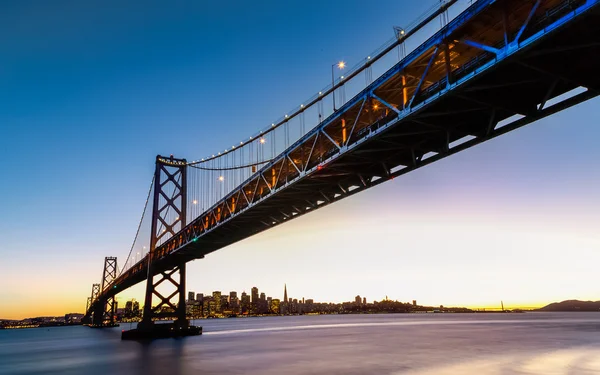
138, 155, 189, 331
91, 257, 118, 326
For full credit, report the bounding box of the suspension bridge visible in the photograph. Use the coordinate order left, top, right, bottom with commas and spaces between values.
83, 0, 600, 337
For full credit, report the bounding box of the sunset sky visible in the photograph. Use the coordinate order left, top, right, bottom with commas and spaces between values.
1, 0, 599, 320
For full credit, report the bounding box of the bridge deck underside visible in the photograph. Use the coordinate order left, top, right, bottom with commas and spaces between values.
91, 0, 600, 308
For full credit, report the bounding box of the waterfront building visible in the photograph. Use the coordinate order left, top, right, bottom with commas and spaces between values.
271, 299, 280, 314
64, 313, 84, 323
241, 291, 250, 313
229, 291, 239, 312
132, 300, 140, 317
305, 299, 314, 313
213, 291, 222, 313
251, 287, 259, 303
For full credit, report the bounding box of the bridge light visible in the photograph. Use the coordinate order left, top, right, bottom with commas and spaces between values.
341, 75, 344, 80
319, 91, 322, 95
285, 114, 288, 118
367, 56, 371, 60
272, 123, 275, 127
218, 176, 224, 181
260, 138, 266, 144
193, 200, 198, 204
337, 61, 345, 69
373, 104, 379, 110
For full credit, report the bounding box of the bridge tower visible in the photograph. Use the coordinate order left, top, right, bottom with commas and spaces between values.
82, 283, 101, 325
91, 257, 118, 326
139, 155, 188, 331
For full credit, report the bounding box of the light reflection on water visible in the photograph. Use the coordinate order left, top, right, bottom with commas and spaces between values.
0, 313, 599, 375
400, 348, 600, 375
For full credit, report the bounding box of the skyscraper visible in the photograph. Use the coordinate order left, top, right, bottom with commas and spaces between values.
133, 300, 140, 317
213, 291, 222, 313
283, 284, 288, 302
229, 291, 239, 311
251, 287, 259, 303
188, 291, 195, 301
271, 299, 280, 314
241, 291, 250, 313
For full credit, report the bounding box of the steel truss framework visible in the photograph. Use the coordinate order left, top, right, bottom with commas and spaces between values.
90, 257, 118, 326
86, 0, 600, 315
139, 156, 189, 328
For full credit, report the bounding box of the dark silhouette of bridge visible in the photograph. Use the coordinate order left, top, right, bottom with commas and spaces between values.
83, 0, 600, 333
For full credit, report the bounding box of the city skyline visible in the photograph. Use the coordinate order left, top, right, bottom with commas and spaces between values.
2, 0, 600, 320
3, 281, 526, 322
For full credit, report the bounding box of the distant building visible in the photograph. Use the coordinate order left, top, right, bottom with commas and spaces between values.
305, 299, 314, 313
64, 313, 84, 323
363, 297, 366, 305
213, 291, 222, 313
241, 292, 250, 313
229, 291, 239, 311
413, 300, 417, 307
271, 299, 280, 314
355, 295, 362, 305
196, 293, 204, 304
220, 295, 229, 311
125, 300, 134, 317
133, 300, 140, 317
188, 291, 195, 301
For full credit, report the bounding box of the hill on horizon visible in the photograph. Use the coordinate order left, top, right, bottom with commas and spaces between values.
538, 300, 600, 312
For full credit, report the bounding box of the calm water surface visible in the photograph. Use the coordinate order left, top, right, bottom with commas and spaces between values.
1, 313, 600, 374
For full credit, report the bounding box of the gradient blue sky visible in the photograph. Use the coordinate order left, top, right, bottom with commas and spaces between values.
1, 0, 599, 319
